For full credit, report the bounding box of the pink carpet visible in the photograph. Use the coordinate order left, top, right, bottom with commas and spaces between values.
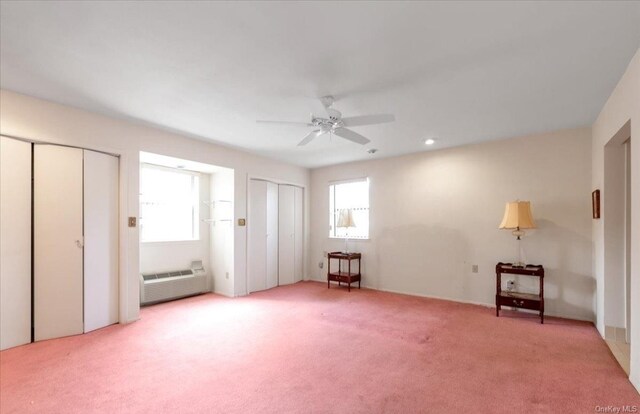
1, 281, 638, 413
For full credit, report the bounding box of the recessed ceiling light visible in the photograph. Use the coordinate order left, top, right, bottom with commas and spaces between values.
424, 138, 436, 145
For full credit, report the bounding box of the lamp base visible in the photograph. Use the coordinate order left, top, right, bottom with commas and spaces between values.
512, 234, 526, 268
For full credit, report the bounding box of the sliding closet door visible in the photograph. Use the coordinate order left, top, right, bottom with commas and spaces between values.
83, 150, 119, 332
248, 179, 267, 293
34, 145, 84, 341
266, 182, 279, 289
0, 137, 32, 350
278, 185, 295, 285
294, 186, 304, 283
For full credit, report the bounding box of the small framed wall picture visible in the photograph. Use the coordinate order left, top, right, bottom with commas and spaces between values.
592, 189, 600, 219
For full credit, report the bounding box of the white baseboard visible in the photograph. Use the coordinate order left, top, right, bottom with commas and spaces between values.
308, 277, 594, 323
631, 373, 640, 395
212, 288, 236, 298
120, 317, 140, 324
604, 325, 628, 342
310, 277, 495, 307
375, 285, 496, 309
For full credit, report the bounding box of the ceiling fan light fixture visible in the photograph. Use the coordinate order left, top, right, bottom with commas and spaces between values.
257, 97, 395, 147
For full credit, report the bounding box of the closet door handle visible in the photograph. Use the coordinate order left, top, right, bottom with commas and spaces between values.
75, 239, 84, 248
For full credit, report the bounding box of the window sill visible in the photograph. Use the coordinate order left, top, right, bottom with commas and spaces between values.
141, 239, 201, 245
329, 237, 370, 241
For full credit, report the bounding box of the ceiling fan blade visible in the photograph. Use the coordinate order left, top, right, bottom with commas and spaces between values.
297, 129, 326, 146
341, 114, 395, 127
256, 120, 314, 127
333, 127, 370, 145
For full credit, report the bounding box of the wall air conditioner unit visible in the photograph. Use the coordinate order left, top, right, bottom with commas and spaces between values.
140, 261, 207, 305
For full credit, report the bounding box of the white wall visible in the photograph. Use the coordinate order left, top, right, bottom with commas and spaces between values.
0, 89, 310, 322
0, 137, 32, 349
592, 49, 640, 391
140, 173, 211, 278
310, 128, 593, 320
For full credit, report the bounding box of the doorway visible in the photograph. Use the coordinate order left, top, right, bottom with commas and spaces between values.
603, 121, 631, 375
247, 178, 304, 294
1, 136, 120, 350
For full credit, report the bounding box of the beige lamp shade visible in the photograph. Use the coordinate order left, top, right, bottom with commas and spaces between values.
336, 208, 356, 228
499, 201, 536, 230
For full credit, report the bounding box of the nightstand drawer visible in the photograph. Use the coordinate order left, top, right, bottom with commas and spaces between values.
329, 273, 359, 283
497, 295, 541, 311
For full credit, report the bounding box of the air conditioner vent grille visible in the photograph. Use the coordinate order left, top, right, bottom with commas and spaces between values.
140, 268, 206, 305
142, 269, 195, 281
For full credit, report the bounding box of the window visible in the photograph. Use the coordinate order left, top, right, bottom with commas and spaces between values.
329, 178, 369, 239
140, 164, 200, 242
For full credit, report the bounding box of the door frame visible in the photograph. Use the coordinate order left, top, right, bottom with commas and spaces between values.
602, 121, 631, 343
624, 138, 632, 344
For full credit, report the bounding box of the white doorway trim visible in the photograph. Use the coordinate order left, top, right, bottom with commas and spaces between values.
624, 138, 631, 344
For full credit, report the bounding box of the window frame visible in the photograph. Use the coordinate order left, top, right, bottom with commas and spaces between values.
139, 163, 201, 243
328, 177, 370, 240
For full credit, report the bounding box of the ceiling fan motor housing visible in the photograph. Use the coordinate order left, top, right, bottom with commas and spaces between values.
326, 107, 342, 121
312, 115, 343, 130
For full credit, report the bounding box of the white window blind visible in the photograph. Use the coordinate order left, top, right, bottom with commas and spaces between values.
140, 164, 200, 242
329, 178, 369, 239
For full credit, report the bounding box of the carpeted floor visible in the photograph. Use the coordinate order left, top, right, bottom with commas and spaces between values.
1, 281, 638, 413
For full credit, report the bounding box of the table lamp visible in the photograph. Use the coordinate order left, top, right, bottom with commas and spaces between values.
337, 208, 356, 253
499, 201, 536, 267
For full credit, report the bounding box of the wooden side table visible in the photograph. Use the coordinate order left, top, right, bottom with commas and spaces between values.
496, 262, 545, 324
327, 252, 361, 292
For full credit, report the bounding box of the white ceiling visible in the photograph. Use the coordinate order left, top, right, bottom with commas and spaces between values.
1, 1, 638, 168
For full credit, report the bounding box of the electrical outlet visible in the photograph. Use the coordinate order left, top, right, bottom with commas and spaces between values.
471, 264, 478, 273
225, 272, 229, 279
319, 261, 324, 269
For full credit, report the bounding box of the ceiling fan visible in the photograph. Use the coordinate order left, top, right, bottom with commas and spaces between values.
256, 96, 395, 146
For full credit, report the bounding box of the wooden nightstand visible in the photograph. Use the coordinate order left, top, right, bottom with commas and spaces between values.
496, 262, 544, 323
327, 252, 361, 292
